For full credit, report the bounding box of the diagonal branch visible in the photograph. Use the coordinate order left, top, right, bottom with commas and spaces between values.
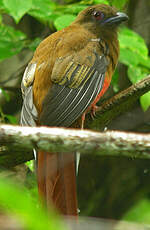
86, 75, 150, 129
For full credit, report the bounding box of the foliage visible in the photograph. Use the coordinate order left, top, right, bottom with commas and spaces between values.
108, 0, 129, 9
54, 14, 76, 30
3, 0, 32, 23
0, 179, 66, 230
0, 0, 150, 225
123, 198, 150, 224
0, 89, 17, 124
0, 24, 26, 61
119, 27, 150, 111
0, 0, 149, 115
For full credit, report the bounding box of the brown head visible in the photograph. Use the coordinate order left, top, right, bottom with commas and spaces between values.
74, 4, 128, 39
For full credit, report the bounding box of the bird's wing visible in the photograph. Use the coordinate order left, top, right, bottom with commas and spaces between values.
20, 63, 38, 126
40, 53, 108, 127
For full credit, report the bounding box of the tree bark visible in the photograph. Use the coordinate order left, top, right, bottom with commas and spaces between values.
0, 75, 150, 168
0, 125, 150, 168
86, 75, 150, 130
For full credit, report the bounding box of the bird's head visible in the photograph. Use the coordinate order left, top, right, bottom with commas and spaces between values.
74, 4, 128, 37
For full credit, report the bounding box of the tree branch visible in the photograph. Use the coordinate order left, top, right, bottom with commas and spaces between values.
0, 76, 150, 168
0, 125, 150, 168
86, 75, 150, 129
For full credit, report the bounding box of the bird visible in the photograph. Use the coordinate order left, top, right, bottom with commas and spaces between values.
20, 4, 128, 216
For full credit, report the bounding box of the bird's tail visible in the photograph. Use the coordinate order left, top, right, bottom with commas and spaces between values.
37, 151, 78, 215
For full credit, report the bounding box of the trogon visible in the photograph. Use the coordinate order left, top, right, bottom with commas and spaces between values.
21, 4, 128, 216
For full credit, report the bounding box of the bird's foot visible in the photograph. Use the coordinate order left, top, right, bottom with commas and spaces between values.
90, 105, 98, 119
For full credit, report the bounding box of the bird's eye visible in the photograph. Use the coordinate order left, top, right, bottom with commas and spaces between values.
93, 11, 104, 20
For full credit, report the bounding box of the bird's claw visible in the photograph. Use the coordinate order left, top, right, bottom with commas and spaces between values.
90, 105, 99, 119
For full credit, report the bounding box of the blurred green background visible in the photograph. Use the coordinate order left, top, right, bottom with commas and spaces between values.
0, 0, 150, 229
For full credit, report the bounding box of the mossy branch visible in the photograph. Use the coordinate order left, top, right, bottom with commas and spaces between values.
0, 75, 150, 169
0, 125, 150, 169
86, 75, 150, 129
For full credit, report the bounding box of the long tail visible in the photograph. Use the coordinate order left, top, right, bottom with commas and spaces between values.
37, 151, 78, 215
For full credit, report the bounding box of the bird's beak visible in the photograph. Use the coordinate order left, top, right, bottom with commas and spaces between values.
103, 12, 128, 25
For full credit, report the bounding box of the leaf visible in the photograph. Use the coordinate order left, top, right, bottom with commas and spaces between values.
127, 66, 147, 84
110, 0, 128, 9
54, 14, 76, 30
93, 0, 109, 4
5, 115, 17, 124
127, 65, 149, 111
0, 180, 66, 230
119, 27, 150, 112
119, 27, 148, 59
123, 198, 150, 224
0, 25, 26, 61
28, 38, 42, 51
140, 92, 150, 112
3, 0, 32, 23
119, 48, 143, 66
63, 4, 87, 14
0, 14, 2, 24
29, 0, 56, 23
1, 88, 10, 101
111, 70, 119, 92
119, 28, 150, 68
26, 160, 34, 172
140, 56, 150, 69
0, 0, 5, 10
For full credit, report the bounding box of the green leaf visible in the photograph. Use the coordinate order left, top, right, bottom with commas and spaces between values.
1, 88, 10, 101
111, 70, 119, 92
127, 65, 149, 111
119, 48, 141, 66
5, 115, 17, 124
0, 180, 66, 230
119, 27, 148, 60
0, 14, 2, 24
123, 198, 150, 224
28, 37, 42, 51
0, 25, 26, 61
3, 0, 32, 23
63, 4, 87, 14
29, 0, 56, 23
26, 160, 34, 172
127, 66, 147, 84
0, 0, 5, 10
140, 56, 150, 69
110, 0, 128, 9
140, 92, 150, 112
119, 27, 150, 112
54, 14, 76, 30
93, 0, 109, 5
119, 27, 150, 68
